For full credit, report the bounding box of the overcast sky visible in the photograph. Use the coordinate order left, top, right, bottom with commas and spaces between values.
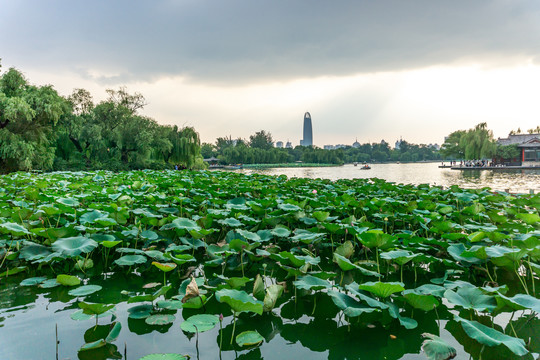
1, 0, 540, 146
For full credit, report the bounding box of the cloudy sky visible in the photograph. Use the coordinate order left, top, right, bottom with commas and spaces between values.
1, 0, 540, 146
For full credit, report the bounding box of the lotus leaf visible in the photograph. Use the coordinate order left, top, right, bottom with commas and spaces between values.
327, 290, 379, 317
145, 314, 176, 326
235, 330, 264, 347
215, 288, 263, 314
52, 236, 98, 257
444, 287, 497, 312
357, 281, 405, 298
454, 316, 528, 356
114, 254, 147, 266
294, 275, 331, 291
180, 314, 218, 333
127, 304, 153, 319
69, 285, 103, 297
20, 276, 47, 286
421, 333, 457, 360
57, 274, 81, 286
263, 284, 284, 312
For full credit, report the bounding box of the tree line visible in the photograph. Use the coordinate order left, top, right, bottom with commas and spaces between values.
0, 63, 204, 173
201, 130, 442, 164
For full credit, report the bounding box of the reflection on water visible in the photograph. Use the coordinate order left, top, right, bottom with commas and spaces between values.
235, 163, 540, 193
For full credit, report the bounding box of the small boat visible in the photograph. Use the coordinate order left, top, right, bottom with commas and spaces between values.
360, 164, 371, 170
353, 162, 358, 167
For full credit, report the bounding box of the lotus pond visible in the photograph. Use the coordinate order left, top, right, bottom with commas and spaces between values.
0, 170, 538, 360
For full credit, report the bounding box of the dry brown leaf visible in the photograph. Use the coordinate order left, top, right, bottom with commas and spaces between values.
181, 276, 200, 303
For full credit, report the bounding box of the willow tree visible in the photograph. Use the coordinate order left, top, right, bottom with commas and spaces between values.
461, 123, 496, 159
166, 125, 203, 169
0, 67, 69, 172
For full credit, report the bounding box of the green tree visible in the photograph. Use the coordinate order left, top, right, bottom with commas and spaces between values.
249, 130, 274, 150
0, 67, 69, 172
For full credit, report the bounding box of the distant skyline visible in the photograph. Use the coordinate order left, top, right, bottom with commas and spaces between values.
1, 1, 539, 146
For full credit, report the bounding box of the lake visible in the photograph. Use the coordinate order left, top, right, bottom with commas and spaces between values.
235, 163, 540, 194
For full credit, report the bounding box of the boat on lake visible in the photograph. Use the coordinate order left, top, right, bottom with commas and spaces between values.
360, 164, 371, 170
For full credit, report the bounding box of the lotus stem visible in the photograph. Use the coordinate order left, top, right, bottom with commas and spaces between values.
515, 268, 529, 295
527, 257, 535, 295
240, 248, 244, 277
311, 293, 317, 315
55, 323, 59, 360
376, 248, 380, 275
230, 312, 237, 345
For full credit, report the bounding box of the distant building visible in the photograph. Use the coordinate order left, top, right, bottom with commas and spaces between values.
497, 133, 540, 166
285, 141, 293, 149
395, 137, 403, 150
323, 145, 335, 150
300, 112, 313, 146
352, 139, 360, 148
275, 141, 284, 148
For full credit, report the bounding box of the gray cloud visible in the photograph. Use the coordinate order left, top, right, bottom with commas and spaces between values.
2, 0, 539, 84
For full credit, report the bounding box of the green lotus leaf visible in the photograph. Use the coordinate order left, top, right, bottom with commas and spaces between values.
497, 293, 540, 312
141, 229, 159, 240
0, 222, 30, 235
291, 229, 325, 244
294, 275, 331, 291
357, 281, 405, 298
380, 250, 419, 265
152, 262, 177, 272
312, 211, 330, 222
454, 316, 528, 356
79, 302, 114, 316
516, 212, 540, 225
101, 240, 122, 248
402, 290, 440, 311
387, 302, 418, 329
91, 234, 116, 243
278, 203, 301, 212
263, 284, 284, 312
327, 290, 379, 317
105, 322, 122, 343
80, 210, 107, 224
333, 253, 381, 277
235, 330, 264, 347
335, 241, 354, 258
356, 230, 394, 249
79, 339, 106, 351
40, 278, 61, 288
253, 274, 265, 301
421, 333, 457, 360
156, 300, 183, 310
56, 274, 81, 286
127, 304, 153, 319
218, 218, 243, 228
114, 254, 147, 266
215, 288, 263, 314
236, 229, 261, 242
19, 242, 51, 261
271, 226, 291, 238
180, 314, 219, 333
444, 287, 497, 312
56, 197, 80, 207
68, 285, 103, 297
145, 314, 175, 326
20, 276, 47, 286
52, 236, 98, 257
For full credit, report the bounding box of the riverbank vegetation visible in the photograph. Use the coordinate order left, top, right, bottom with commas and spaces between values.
0, 170, 538, 359
0, 64, 204, 173
202, 133, 441, 165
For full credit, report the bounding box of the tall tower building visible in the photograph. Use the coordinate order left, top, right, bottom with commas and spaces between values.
301, 112, 313, 146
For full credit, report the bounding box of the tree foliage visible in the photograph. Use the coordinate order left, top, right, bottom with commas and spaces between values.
441, 123, 496, 160
0, 64, 203, 173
